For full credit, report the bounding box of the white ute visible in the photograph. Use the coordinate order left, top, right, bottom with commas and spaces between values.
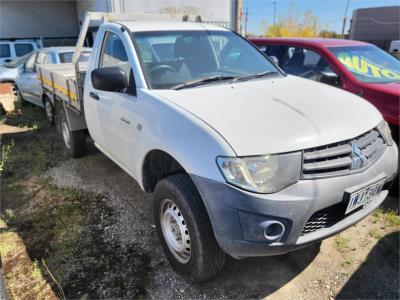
38, 13, 398, 282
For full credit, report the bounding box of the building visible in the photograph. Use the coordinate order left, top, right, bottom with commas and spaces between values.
0, 0, 241, 46
349, 6, 400, 50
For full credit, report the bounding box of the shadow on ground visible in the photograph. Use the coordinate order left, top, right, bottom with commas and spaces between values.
337, 231, 399, 299
191, 243, 321, 299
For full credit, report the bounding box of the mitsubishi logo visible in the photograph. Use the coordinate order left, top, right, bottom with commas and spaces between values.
351, 143, 367, 169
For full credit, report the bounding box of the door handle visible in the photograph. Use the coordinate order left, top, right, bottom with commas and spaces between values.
120, 117, 131, 125
89, 91, 99, 100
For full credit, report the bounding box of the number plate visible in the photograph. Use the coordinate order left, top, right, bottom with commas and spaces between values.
345, 180, 385, 214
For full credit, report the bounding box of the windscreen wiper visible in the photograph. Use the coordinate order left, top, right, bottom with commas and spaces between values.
230, 71, 279, 83
173, 75, 235, 90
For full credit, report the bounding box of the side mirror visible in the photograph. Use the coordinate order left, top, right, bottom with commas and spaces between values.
91, 67, 128, 92
318, 70, 340, 87
269, 55, 279, 65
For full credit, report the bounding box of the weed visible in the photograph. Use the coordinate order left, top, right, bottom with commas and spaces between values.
339, 260, 352, 268
32, 259, 42, 279
368, 228, 382, 240
384, 210, 400, 227
335, 235, 350, 253
0, 140, 14, 176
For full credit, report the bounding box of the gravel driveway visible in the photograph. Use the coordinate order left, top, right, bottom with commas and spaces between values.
44, 144, 400, 300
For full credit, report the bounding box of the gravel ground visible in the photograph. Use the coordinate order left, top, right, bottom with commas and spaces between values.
44, 143, 400, 300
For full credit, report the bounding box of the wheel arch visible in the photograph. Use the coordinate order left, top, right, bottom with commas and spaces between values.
142, 149, 187, 193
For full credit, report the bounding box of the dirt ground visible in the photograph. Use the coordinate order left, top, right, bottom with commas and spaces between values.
0, 106, 399, 299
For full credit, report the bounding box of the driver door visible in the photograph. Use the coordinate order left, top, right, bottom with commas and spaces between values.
17, 51, 44, 106
88, 30, 138, 172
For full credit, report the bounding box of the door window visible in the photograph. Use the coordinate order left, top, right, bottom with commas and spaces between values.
14, 43, 34, 56
36, 52, 47, 65
0, 44, 11, 58
99, 31, 134, 94
281, 46, 335, 79
100, 32, 130, 75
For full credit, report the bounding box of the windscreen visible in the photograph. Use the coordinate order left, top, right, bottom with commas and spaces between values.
4, 52, 33, 68
329, 45, 400, 83
133, 30, 280, 89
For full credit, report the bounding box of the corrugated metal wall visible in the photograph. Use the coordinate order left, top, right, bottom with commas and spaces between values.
0, 0, 79, 40
349, 6, 400, 50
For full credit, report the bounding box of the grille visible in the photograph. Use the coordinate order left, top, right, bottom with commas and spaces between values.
302, 129, 386, 179
300, 202, 361, 236
300, 180, 393, 236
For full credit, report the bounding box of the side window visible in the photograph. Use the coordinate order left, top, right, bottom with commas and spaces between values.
265, 45, 280, 57
24, 52, 37, 72
14, 43, 34, 57
100, 32, 131, 77
0, 44, 11, 58
281, 46, 338, 84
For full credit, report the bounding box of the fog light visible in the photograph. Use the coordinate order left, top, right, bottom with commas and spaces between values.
263, 221, 285, 241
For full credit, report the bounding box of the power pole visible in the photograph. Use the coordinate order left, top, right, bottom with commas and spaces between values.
273, 0, 276, 25
341, 0, 351, 38
244, 7, 248, 36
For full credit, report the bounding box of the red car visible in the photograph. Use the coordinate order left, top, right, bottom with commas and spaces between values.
250, 38, 400, 140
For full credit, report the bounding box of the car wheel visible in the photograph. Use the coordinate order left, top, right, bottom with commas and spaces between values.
15, 85, 26, 106
44, 97, 55, 124
153, 173, 225, 282
59, 108, 86, 158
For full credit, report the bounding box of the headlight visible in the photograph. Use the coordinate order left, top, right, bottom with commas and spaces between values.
217, 152, 302, 193
377, 120, 394, 146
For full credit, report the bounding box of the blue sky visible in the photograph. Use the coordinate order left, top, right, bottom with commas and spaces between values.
242, 0, 400, 35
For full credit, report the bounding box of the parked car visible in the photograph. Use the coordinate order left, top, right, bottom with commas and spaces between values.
16, 47, 91, 122
0, 39, 41, 64
38, 13, 398, 282
250, 38, 400, 141
0, 51, 37, 94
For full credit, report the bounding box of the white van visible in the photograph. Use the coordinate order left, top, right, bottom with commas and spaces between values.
0, 39, 41, 65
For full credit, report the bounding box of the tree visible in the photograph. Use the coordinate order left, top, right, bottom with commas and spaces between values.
261, 10, 318, 37
319, 30, 340, 38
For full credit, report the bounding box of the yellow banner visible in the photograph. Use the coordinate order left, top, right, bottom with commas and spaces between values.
337, 53, 400, 80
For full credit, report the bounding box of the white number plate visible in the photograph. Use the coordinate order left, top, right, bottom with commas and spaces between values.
345, 180, 385, 214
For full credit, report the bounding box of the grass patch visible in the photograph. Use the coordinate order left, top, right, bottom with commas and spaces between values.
5, 105, 48, 130
335, 235, 350, 253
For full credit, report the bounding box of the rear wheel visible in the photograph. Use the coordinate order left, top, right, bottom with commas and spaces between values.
58, 108, 86, 158
43, 97, 55, 124
153, 174, 225, 282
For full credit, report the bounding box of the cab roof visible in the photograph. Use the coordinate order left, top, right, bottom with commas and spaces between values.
250, 37, 369, 48
118, 21, 229, 33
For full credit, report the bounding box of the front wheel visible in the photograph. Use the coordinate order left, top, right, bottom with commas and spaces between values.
153, 174, 225, 282
58, 108, 86, 158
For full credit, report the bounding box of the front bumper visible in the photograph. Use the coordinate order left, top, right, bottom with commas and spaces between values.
191, 144, 398, 258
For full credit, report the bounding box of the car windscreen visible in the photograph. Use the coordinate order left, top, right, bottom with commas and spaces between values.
3, 51, 33, 68
58, 51, 91, 63
329, 45, 400, 83
133, 30, 280, 89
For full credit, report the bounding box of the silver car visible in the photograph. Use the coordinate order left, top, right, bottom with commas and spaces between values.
16, 47, 91, 122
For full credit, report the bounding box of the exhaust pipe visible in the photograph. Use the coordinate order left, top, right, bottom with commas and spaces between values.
263, 220, 285, 241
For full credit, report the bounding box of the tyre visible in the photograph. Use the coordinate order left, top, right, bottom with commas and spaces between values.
58, 108, 86, 158
153, 174, 225, 282
43, 97, 55, 124
15, 85, 27, 106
